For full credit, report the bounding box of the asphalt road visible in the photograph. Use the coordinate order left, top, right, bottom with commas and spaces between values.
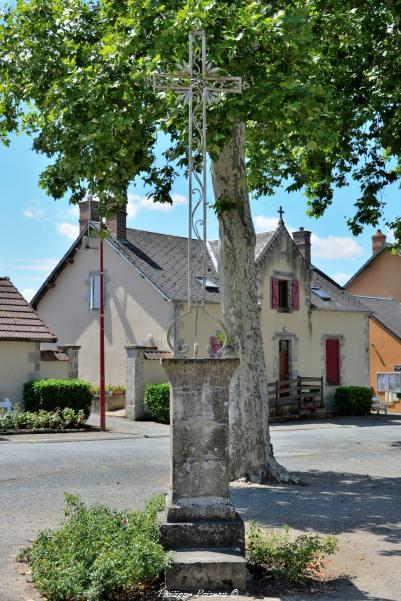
1, 415, 401, 601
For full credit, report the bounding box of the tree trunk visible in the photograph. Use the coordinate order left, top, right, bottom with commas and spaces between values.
211, 121, 294, 483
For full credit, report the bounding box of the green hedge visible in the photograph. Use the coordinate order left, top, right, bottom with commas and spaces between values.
335, 386, 372, 416
0, 408, 86, 431
144, 383, 170, 424
23, 379, 92, 416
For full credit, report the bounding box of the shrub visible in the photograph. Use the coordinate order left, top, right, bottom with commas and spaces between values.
247, 522, 337, 583
23, 379, 92, 416
335, 386, 372, 416
144, 383, 170, 424
18, 493, 168, 601
0, 408, 86, 431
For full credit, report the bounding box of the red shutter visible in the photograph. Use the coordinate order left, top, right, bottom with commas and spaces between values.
326, 339, 340, 385
292, 279, 300, 310
210, 336, 223, 353
271, 277, 279, 309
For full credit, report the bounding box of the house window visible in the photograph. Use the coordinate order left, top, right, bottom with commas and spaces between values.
89, 273, 101, 310
326, 338, 340, 385
271, 277, 300, 311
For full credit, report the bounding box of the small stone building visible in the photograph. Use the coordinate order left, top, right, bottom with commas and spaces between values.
0, 277, 76, 406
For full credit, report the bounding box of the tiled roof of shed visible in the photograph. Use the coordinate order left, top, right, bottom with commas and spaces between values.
0, 277, 56, 342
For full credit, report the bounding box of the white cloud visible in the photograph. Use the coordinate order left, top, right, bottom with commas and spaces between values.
254, 215, 281, 232
254, 214, 364, 260
331, 272, 352, 286
55, 222, 79, 240
127, 192, 187, 219
383, 227, 395, 243
22, 200, 47, 221
21, 288, 35, 302
311, 233, 364, 260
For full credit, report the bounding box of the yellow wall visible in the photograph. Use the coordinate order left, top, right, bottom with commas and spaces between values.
347, 250, 401, 302
257, 231, 369, 405
369, 318, 401, 399
0, 341, 39, 404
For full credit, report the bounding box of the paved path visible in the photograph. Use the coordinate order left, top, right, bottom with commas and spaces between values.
1, 414, 401, 600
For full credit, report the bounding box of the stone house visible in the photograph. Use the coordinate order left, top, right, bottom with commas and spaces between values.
0, 277, 76, 406
31, 201, 370, 417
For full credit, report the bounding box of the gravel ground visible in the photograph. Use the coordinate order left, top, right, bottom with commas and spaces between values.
1, 414, 400, 601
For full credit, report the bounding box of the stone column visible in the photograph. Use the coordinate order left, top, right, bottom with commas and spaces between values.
160, 358, 246, 593
57, 345, 81, 379
125, 345, 156, 420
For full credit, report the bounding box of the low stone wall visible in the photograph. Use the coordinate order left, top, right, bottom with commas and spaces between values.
91, 394, 126, 413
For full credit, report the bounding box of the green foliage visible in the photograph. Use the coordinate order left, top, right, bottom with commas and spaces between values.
2, 1, 401, 241
247, 522, 337, 583
0, 408, 86, 431
335, 386, 372, 416
144, 383, 170, 424
23, 379, 92, 416
18, 493, 168, 601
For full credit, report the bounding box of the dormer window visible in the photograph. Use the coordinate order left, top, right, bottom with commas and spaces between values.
271, 277, 300, 311
196, 276, 219, 292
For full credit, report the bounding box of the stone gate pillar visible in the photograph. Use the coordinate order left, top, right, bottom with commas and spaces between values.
160, 358, 246, 592
125, 345, 156, 420
57, 345, 81, 379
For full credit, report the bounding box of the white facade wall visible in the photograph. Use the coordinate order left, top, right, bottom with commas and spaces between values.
0, 341, 39, 405
36, 238, 174, 386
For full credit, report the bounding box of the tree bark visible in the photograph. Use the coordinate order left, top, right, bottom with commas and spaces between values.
211, 121, 294, 483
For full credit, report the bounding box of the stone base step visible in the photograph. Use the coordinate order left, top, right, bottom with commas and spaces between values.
165, 548, 247, 592
159, 517, 245, 552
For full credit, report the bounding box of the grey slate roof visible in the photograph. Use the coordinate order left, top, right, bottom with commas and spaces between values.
0, 277, 56, 341
31, 222, 367, 315
112, 228, 220, 302
354, 295, 401, 340
311, 269, 368, 313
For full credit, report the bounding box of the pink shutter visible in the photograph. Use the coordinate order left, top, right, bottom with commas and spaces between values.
292, 279, 300, 310
326, 339, 340, 385
271, 277, 279, 309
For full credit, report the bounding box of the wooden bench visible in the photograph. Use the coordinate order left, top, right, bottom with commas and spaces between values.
371, 396, 388, 415
0, 398, 12, 412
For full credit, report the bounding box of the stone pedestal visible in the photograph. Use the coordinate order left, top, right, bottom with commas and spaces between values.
160, 358, 246, 593
125, 345, 156, 420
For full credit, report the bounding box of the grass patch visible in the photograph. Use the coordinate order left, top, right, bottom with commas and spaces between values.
247, 522, 337, 583
17, 493, 168, 601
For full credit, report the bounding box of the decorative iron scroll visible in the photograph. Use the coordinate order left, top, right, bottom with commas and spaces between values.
153, 28, 245, 358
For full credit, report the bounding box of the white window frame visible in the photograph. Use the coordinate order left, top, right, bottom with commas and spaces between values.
89, 273, 101, 310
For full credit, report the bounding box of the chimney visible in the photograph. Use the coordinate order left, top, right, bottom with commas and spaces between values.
372, 229, 386, 254
107, 205, 127, 239
79, 199, 100, 233
293, 227, 312, 264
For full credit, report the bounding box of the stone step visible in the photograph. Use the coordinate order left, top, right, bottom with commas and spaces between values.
165, 548, 247, 592
159, 517, 245, 552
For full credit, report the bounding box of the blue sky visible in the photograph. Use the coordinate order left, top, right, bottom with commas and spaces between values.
0, 131, 399, 301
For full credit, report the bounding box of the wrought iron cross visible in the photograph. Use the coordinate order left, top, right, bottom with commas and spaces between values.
278, 206, 285, 222
153, 27, 246, 358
